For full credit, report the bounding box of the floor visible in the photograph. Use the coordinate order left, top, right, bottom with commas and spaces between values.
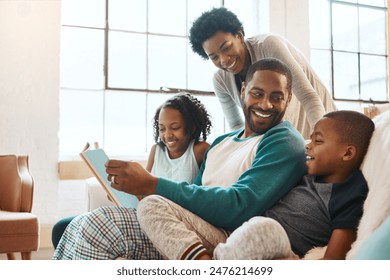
0, 247, 54, 260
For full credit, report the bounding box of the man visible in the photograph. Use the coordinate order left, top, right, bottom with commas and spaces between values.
53, 58, 306, 260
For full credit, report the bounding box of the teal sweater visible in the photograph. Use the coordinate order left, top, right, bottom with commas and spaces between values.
155, 121, 307, 230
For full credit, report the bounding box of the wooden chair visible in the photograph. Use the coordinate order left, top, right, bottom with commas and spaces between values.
0, 155, 39, 260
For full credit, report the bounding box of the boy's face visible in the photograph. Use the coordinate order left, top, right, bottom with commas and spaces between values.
240, 70, 291, 137
305, 117, 348, 183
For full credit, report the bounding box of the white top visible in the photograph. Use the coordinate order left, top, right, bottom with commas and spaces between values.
151, 140, 199, 184
202, 133, 263, 187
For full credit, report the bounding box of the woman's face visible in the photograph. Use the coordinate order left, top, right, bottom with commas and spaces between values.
202, 31, 247, 75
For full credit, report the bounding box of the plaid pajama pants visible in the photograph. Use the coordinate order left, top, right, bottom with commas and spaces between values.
52, 206, 163, 260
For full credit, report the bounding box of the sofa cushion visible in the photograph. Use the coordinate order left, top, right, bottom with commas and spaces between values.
347, 111, 390, 259
352, 215, 390, 259
0, 210, 39, 253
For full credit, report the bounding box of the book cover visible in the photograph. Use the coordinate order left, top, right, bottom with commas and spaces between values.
80, 146, 139, 208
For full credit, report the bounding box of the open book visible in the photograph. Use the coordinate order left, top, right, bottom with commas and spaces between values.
80, 143, 139, 208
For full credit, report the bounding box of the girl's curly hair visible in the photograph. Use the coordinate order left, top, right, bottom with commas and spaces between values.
152, 93, 212, 147
189, 7, 244, 60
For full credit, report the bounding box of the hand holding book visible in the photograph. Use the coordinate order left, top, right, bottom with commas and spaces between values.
80, 143, 139, 208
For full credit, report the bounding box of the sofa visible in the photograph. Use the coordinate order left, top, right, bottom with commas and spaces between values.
86, 111, 390, 259
346, 110, 390, 259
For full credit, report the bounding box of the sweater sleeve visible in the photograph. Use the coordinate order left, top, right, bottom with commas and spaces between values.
213, 71, 244, 131
261, 34, 326, 128
155, 122, 307, 230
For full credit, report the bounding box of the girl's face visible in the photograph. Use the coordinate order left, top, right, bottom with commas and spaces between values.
158, 107, 191, 159
202, 31, 248, 76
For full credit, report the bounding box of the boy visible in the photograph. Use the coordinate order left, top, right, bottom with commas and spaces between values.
214, 110, 375, 260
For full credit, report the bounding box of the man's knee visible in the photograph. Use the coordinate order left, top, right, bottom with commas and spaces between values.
214, 216, 293, 260
137, 195, 168, 224
243, 216, 286, 235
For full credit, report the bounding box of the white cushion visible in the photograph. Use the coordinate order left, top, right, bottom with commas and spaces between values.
86, 177, 115, 211
347, 111, 390, 259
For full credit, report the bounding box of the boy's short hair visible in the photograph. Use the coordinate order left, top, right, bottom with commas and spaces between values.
189, 7, 244, 60
245, 58, 293, 93
324, 110, 375, 166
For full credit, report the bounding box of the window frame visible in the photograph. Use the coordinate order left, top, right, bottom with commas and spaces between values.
310, 0, 389, 104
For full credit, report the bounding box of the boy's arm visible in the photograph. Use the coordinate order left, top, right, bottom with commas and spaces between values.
322, 229, 357, 260
275, 229, 357, 260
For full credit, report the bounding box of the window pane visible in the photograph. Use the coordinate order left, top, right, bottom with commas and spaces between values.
59, 90, 104, 156
62, 0, 105, 28
148, 35, 187, 89
332, 3, 358, 52
108, 32, 147, 89
187, 48, 215, 91
60, 27, 105, 89
310, 49, 332, 94
358, 0, 386, 7
225, 0, 262, 37
333, 52, 359, 100
109, 0, 147, 32
360, 55, 387, 101
104, 91, 147, 155
187, 0, 221, 35
309, 0, 330, 49
341, 0, 358, 3
148, 0, 186, 36
359, 7, 386, 54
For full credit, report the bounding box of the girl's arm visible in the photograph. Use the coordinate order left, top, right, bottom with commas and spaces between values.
193, 141, 210, 167
145, 144, 157, 172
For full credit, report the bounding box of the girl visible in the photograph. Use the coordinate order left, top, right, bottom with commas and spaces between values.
146, 92, 212, 184
52, 93, 212, 253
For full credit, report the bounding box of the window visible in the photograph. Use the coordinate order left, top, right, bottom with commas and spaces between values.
309, 0, 388, 103
59, 0, 267, 157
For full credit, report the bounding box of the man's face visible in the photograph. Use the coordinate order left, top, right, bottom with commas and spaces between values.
241, 70, 291, 137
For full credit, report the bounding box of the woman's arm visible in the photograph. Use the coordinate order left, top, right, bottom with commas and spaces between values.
213, 71, 244, 131
262, 34, 326, 128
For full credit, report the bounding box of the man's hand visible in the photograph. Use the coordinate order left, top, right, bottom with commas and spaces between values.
105, 160, 159, 196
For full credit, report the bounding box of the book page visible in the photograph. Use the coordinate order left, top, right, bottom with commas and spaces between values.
80, 148, 139, 208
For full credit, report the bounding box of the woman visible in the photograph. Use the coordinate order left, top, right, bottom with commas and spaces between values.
189, 7, 336, 138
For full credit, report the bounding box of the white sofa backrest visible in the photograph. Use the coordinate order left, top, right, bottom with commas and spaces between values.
347, 111, 390, 259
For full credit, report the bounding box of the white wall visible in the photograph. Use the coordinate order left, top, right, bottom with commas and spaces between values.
0, 1, 60, 225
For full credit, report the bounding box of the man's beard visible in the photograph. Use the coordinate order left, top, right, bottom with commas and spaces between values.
243, 104, 284, 135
